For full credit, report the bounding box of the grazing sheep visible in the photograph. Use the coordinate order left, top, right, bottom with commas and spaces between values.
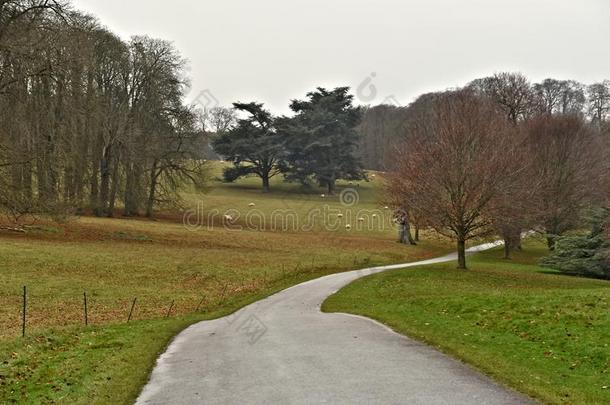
249, 203, 256, 207
358, 218, 365, 222
337, 213, 344, 218
320, 194, 326, 198
224, 215, 233, 221
345, 224, 352, 230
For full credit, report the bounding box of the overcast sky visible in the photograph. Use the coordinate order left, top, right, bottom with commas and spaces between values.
71, 0, 610, 114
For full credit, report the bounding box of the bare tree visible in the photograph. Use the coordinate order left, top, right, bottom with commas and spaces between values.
387, 89, 518, 269
0, 5, 209, 224
533, 78, 564, 114
558, 80, 586, 115
486, 131, 537, 259
525, 114, 606, 249
587, 81, 610, 126
469, 72, 535, 123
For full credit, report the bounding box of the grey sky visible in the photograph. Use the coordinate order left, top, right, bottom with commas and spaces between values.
71, 0, 610, 114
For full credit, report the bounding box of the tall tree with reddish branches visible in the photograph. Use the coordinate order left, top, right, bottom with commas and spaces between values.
387, 90, 519, 269
525, 114, 607, 249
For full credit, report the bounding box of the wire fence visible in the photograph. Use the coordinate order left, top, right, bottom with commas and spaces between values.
6, 255, 375, 339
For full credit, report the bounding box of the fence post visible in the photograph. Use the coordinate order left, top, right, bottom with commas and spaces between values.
83, 292, 88, 326
166, 300, 175, 318
22, 286, 26, 338
127, 297, 137, 322
195, 296, 205, 312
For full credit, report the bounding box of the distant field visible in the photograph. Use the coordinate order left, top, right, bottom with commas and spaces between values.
322, 239, 610, 405
0, 168, 453, 404
0, 169, 449, 338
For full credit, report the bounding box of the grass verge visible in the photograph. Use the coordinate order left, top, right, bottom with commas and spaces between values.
322, 239, 610, 405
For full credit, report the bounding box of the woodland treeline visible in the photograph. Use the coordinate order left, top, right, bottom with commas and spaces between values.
0, 1, 207, 221
386, 73, 610, 275
360, 74, 610, 170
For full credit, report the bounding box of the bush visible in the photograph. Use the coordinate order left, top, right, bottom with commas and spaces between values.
541, 209, 610, 279
222, 165, 255, 183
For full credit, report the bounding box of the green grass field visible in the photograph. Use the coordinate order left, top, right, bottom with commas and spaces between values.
0, 169, 453, 404
322, 239, 610, 405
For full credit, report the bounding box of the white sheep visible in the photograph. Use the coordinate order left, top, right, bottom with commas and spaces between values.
248, 203, 256, 207
224, 214, 233, 221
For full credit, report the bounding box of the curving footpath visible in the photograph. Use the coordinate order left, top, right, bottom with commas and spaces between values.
136, 242, 533, 405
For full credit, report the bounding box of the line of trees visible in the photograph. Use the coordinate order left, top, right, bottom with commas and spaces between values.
360, 74, 610, 171
211, 87, 366, 194
387, 72, 609, 270
0, 1, 208, 224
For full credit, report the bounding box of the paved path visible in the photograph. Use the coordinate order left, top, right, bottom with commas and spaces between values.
137, 242, 532, 405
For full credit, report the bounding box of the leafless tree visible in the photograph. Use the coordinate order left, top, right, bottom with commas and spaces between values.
387, 89, 518, 269
525, 114, 606, 249
587, 81, 610, 126
0, 3, 209, 225
469, 72, 535, 123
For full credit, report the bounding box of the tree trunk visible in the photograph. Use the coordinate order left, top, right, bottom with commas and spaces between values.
262, 173, 270, 193
98, 144, 111, 217
457, 239, 467, 269
124, 161, 137, 216
398, 222, 416, 245
146, 162, 159, 218
503, 238, 512, 259
108, 152, 120, 217
414, 225, 420, 242
327, 179, 335, 195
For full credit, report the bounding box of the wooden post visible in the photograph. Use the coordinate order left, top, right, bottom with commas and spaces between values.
166, 300, 175, 318
83, 292, 88, 326
195, 296, 206, 312
22, 286, 26, 338
127, 297, 137, 322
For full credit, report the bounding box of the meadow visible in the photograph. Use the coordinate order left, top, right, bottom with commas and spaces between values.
0, 170, 452, 403
323, 239, 610, 405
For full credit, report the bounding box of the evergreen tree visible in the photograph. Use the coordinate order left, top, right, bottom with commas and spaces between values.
211, 102, 284, 193
278, 87, 365, 194
541, 208, 610, 279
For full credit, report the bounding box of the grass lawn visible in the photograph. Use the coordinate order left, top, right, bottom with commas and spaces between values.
322, 239, 610, 405
0, 170, 453, 404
